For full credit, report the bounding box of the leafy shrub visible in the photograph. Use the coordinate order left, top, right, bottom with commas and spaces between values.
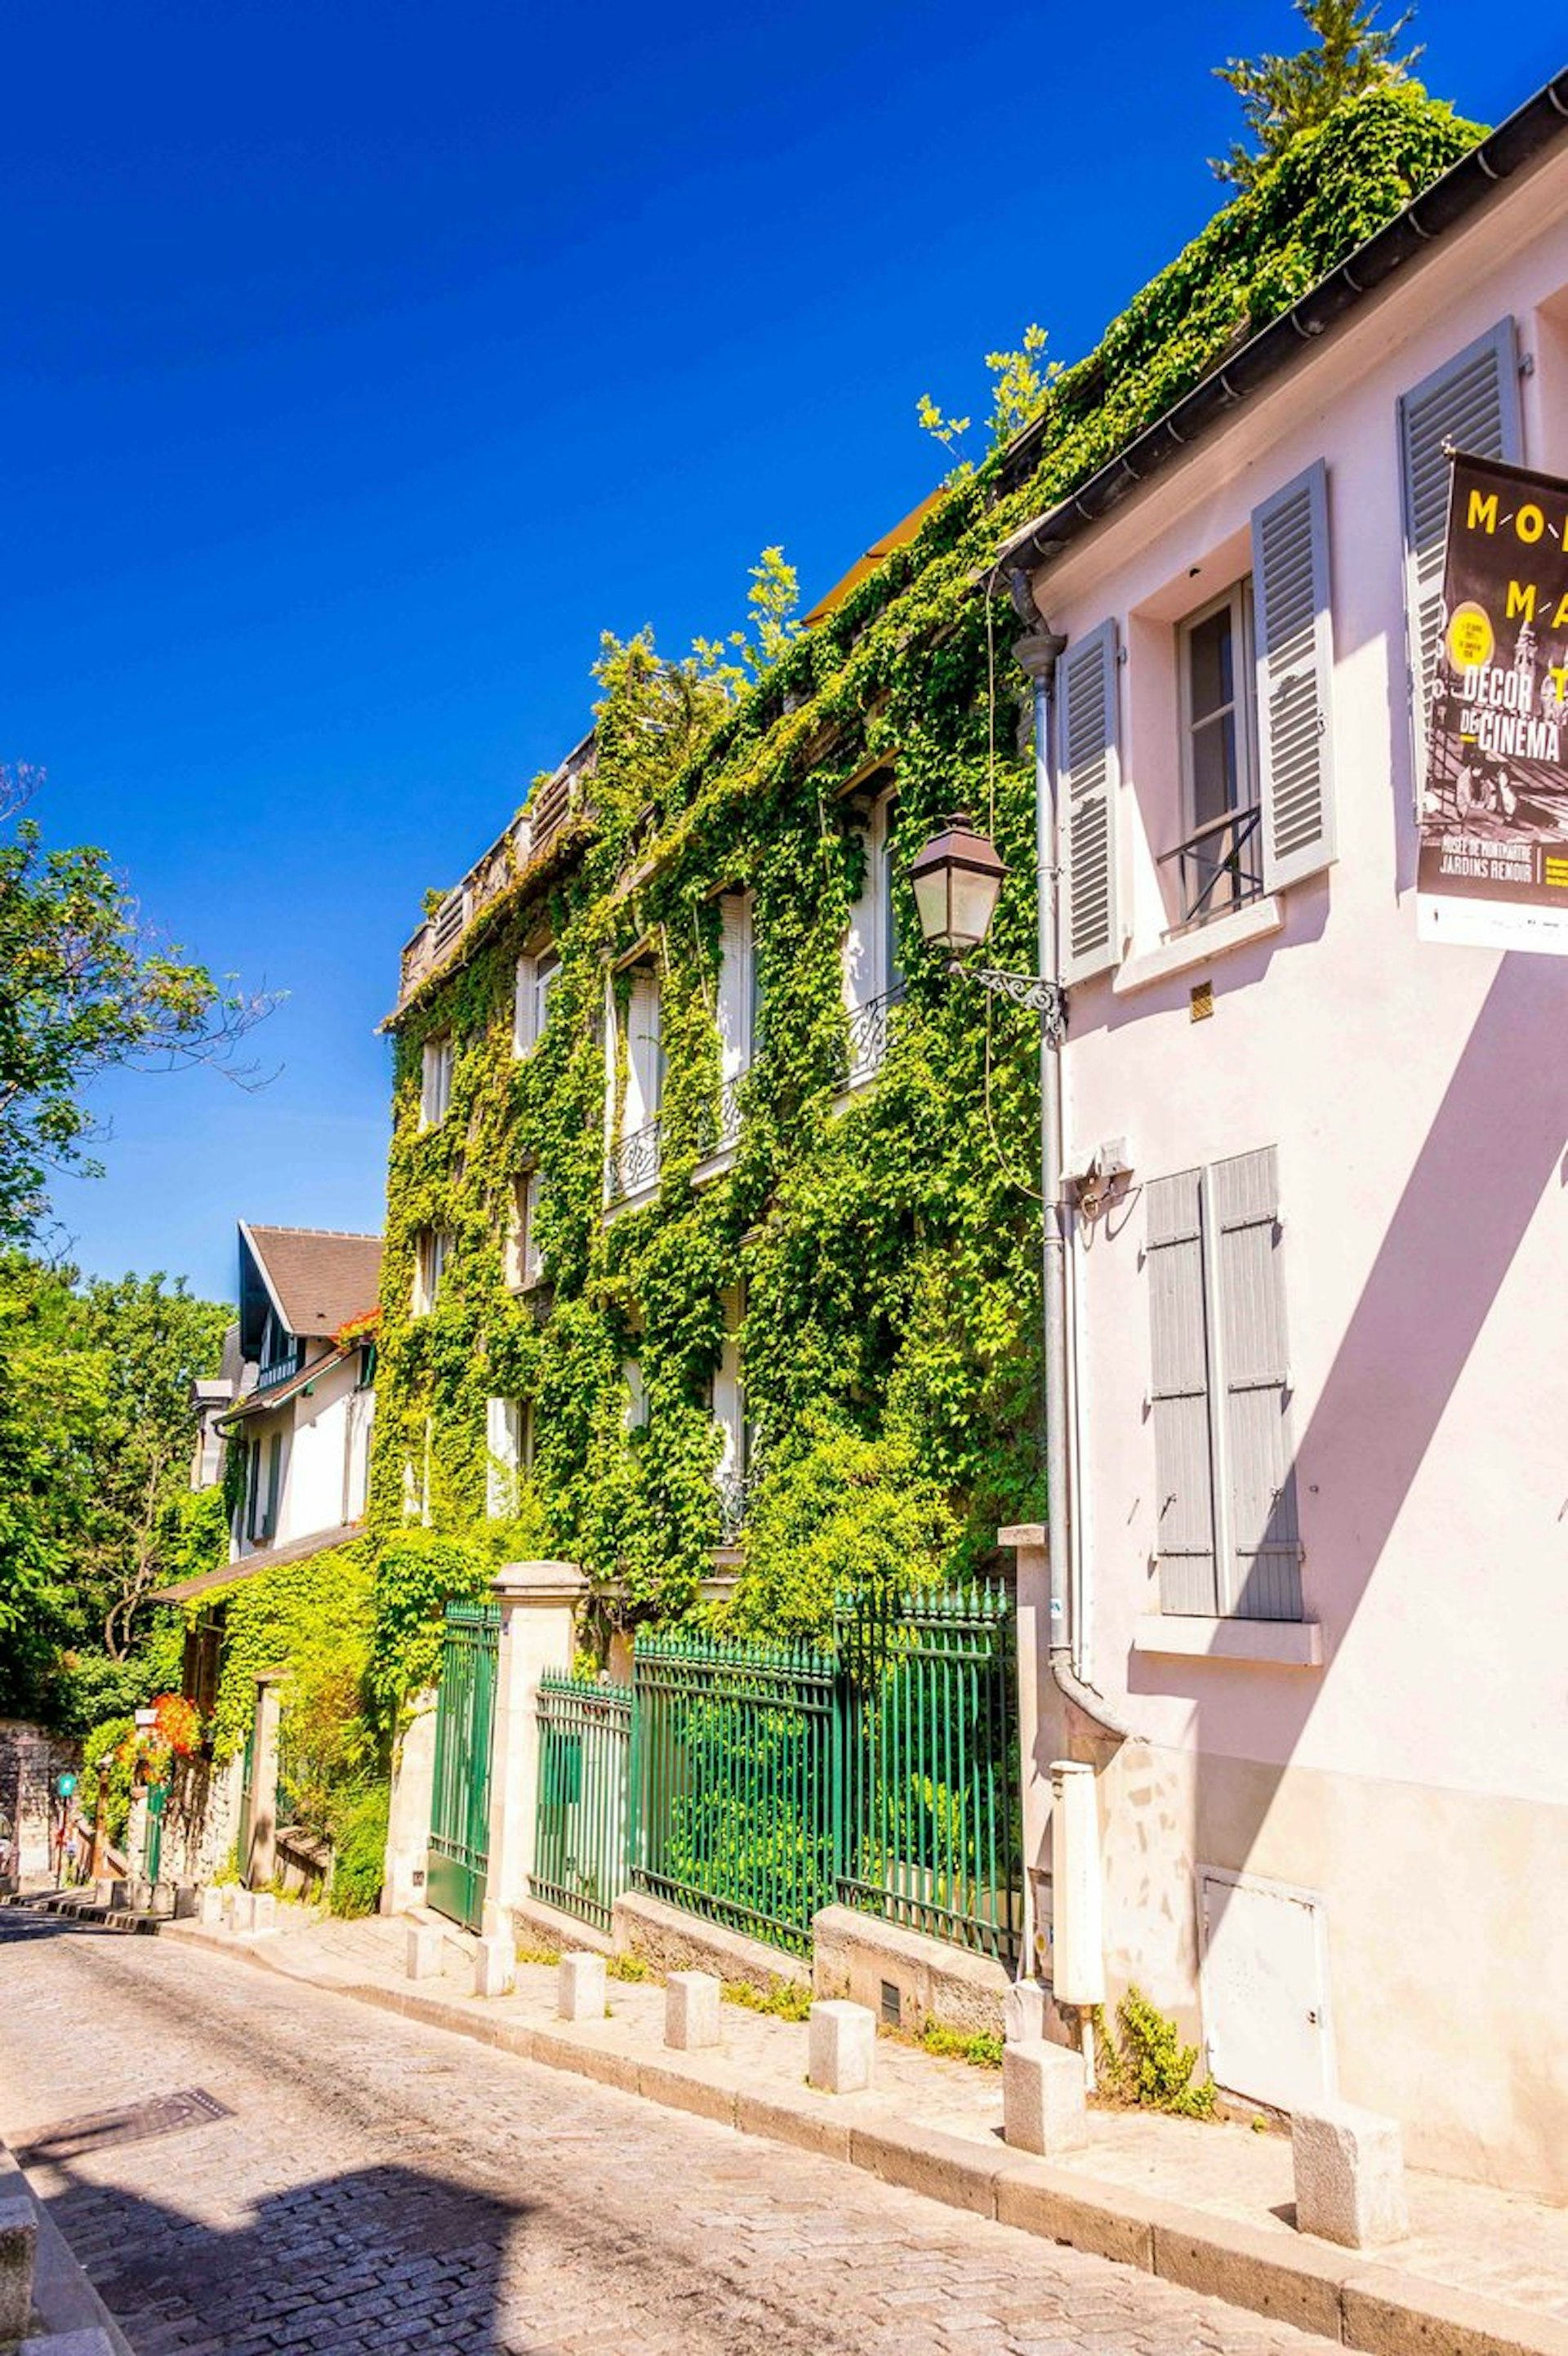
1098, 1985, 1217, 2118
325, 1783, 389, 1918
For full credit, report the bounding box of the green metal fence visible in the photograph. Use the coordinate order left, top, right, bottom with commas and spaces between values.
630, 1632, 837, 1957
145, 1783, 168, 1884
532, 1674, 632, 1934
835, 1581, 1021, 1966
427, 1601, 501, 1932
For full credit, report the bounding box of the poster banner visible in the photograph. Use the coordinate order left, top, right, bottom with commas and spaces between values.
1417, 451, 1568, 954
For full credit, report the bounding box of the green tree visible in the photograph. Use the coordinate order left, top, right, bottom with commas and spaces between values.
0, 768, 272, 1240
0, 1254, 231, 1723
1211, 1, 1423, 190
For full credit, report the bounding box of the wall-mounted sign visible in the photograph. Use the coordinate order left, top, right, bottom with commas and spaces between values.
1418, 452, 1568, 955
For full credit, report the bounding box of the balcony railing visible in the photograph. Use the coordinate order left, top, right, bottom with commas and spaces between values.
840, 983, 905, 1089
715, 1457, 760, 1544
255, 1343, 304, 1392
605, 1118, 662, 1205
1159, 803, 1263, 932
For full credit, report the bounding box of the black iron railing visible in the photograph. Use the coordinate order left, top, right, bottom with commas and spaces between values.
841, 983, 905, 1088
605, 1118, 661, 1204
1160, 804, 1263, 931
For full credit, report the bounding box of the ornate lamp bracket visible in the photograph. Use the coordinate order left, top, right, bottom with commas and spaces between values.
951, 960, 1068, 1049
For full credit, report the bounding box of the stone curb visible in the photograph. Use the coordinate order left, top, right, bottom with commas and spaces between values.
169, 1923, 1568, 2356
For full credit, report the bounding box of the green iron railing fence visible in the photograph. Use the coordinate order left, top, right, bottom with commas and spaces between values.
835, 1581, 1021, 1967
630, 1632, 836, 1957
531, 1674, 632, 1934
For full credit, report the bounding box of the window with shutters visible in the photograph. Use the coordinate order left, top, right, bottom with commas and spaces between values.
1169, 581, 1264, 929
412, 1227, 450, 1316
485, 1396, 527, 1518
1146, 1147, 1303, 1623
841, 791, 903, 1085
504, 1169, 544, 1289
514, 949, 559, 1057
604, 962, 663, 1203
420, 1033, 453, 1128
713, 893, 755, 1151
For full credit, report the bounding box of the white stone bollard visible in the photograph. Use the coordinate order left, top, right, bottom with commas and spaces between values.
249, 1892, 277, 1935
558, 1951, 608, 2023
220, 1885, 242, 1930
474, 1931, 516, 1998
808, 2000, 875, 2095
664, 1971, 721, 2051
198, 1885, 225, 1928
1292, 2102, 1410, 2248
1004, 1979, 1048, 2044
406, 1922, 444, 1981
1002, 2038, 1089, 2156
228, 1891, 256, 1935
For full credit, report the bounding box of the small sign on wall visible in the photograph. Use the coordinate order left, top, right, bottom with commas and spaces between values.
1418, 452, 1568, 955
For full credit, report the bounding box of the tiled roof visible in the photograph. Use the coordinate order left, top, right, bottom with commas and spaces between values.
151, 1521, 366, 1605
244, 1226, 383, 1338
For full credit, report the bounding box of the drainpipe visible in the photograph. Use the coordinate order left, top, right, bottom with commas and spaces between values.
1012, 577, 1140, 1748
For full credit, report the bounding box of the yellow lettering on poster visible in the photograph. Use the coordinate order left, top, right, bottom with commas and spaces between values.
1466, 489, 1499, 532
1516, 504, 1544, 544
1506, 580, 1537, 622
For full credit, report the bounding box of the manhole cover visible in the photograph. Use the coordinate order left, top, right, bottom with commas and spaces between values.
15, 2087, 232, 2167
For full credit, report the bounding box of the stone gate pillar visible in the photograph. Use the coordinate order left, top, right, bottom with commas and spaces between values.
381, 1688, 439, 1916
1000, 1523, 1054, 1984
244, 1675, 283, 1890
483, 1560, 586, 1940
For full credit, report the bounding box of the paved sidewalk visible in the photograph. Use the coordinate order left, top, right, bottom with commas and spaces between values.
169, 1903, 1568, 2356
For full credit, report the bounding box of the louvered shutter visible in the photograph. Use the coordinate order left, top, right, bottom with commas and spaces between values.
1209, 1148, 1302, 1621
1058, 619, 1120, 983
626, 970, 662, 1129
513, 956, 536, 1055
1253, 461, 1335, 891
262, 1432, 283, 1543
1147, 1169, 1218, 1614
716, 896, 751, 1082
1398, 320, 1521, 773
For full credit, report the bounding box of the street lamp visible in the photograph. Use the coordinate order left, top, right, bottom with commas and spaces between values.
906, 813, 1067, 1045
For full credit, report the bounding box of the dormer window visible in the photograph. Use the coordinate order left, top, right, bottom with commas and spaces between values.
421, 1033, 453, 1128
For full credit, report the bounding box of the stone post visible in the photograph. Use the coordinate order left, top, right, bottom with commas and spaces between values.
999, 1523, 1055, 1984
483, 1560, 586, 1940
381, 1688, 439, 1916
244, 1675, 283, 1891
124, 1788, 149, 1885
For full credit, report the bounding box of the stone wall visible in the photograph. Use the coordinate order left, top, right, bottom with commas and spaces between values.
0, 1721, 78, 1886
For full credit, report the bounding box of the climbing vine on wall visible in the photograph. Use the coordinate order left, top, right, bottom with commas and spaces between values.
366, 87, 1482, 1707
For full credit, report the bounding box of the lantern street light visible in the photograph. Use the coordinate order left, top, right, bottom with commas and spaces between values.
906, 813, 1067, 1046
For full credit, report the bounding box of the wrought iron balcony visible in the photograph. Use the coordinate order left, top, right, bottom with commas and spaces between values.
715, 1459, 760, 1544
1159, 803, 1263, 932
605, 1118, 662, 1205
841, 983, 905, 1089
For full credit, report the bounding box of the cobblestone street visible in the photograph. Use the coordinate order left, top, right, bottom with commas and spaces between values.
0, 1910, 1343, 2356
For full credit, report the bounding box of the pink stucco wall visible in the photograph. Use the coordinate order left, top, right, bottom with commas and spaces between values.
1020, 141, 1568, 2191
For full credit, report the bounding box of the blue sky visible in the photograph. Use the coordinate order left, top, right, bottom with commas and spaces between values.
7, 2, 1559, 1302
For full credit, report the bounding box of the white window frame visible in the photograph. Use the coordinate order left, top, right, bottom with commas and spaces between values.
420, 1033, 453, 1129
514, 949, 559, 1058
412, 1227, 450, 1316
623, 1357, 649, 1433
1171, 581, 1263, 930
504, 1170, 544, 1290
485, 1396, 526, 1519
842, 791, 902, 1087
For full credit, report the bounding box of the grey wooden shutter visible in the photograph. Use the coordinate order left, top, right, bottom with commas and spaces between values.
262, 1432, 283, 1543
1398, 320, 1521, 771
1253, 461, 1335, 892
1058, 619, 1120, 983
1209, 1147, 1302, 1621
1146, 1168, 1218, 1614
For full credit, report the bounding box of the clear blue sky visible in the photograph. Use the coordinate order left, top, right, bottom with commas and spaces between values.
8, 2, 1558, 1303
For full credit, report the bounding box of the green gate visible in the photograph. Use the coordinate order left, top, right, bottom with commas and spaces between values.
532, 1675, 631, 1933
426, 1601, 501, 1931
145, 1784, 169, 1885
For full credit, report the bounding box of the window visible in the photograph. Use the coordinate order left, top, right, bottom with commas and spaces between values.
504, 1169, 544, 1289
421, 1033, 453, 1128
403, 1420, 433, 1526
604, 965, 663, 1202
842, 791, 902, 1085
244, 1429, 284, 1546
710, 1297, 751, 1540
715, 894, 754, 1151
623, 1357, 649, 1433
412, 1228, 450, 1316
1170, 583, 1263, 928
1145, 1146, 1302, 1622
485, 1396, 528, 1517
514, 949, 559, 1057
